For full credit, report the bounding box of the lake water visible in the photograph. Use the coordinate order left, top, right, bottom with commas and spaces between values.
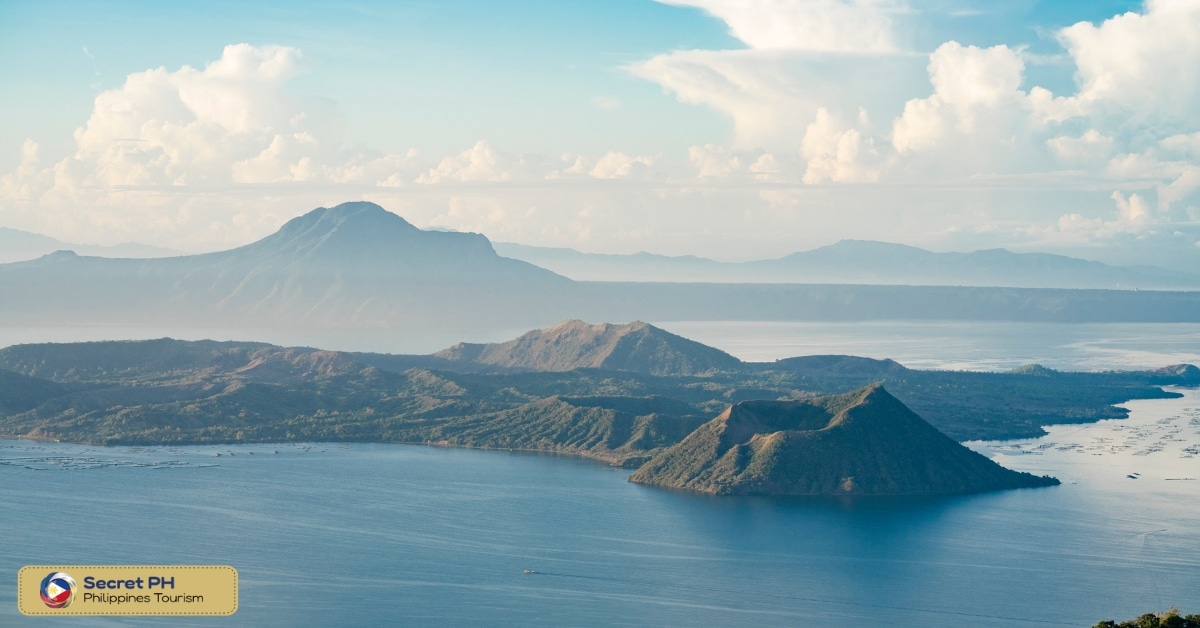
2, 322, 1199, 626
655, 321, 1200, 372
5, 321, 1200, 369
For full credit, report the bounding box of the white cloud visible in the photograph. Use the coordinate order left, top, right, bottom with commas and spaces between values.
656, 0, 904, 52
415, 143, 658, 184
4, 1, 1200, 267
891, 42, 1061, 155
1057, 0, 1200, 121
1160, 131, 1200, 158
231, 132, 319, 183
589, 152, 657, 180
69, 43, 306, 186
628, 49, 922, 150
0, 140, 51, 209
0, 44, 434, 246
1057, 191, 1152, 238
687, 144, 793, 181
417, 141, 529, 184
800, 108, 882, 183
1046, 130, 1113, 163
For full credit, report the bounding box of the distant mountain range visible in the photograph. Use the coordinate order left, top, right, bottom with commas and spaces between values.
0, 227, 181, 264
7, 212, 1196, 290
629, 385, 1058, 495
3, 201, 1200, 339
494, 240, 1200, 290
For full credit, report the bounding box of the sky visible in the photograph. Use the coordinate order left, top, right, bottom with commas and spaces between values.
1, 0, 1199, 268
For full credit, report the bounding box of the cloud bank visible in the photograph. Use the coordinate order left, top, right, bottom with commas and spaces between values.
1, 2, 1199, 267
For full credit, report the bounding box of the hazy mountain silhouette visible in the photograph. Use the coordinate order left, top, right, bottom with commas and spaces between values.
3, 202, 1200, 340
0, 227, 181, 264
495, 239, 1200, 289
629, 384, 1060, 496
0, 202, 572, 330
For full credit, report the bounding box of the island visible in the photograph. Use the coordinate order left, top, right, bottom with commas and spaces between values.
630, 384, 1058, 495
0, 320, 1196, 496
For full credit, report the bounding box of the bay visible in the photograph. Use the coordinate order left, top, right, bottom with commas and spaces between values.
2, 321, 1199, 626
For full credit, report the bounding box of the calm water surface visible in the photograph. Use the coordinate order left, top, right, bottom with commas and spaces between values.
655, 321, 1200, 371
5, 321, 1200, 368
2, 322, 1199, 626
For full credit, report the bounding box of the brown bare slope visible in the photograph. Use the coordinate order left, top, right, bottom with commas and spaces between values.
433, 320, 742, 376
629, 384, 1059, 496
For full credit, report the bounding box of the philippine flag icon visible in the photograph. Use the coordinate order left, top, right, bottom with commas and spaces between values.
40, 572, 76, 609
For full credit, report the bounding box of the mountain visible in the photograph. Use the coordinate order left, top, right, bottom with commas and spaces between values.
0, 202, 573, 331
751, 240, 1200, 289
492, 242, 731, 283
0, 332, 1188, 458
0, 369, 65, 415
768, 355, 910, 379
494, 239, 1200, 290
629, 384, 1060, 496
0, 227, 181, 264
433, 320, 743, 375
4, 202, 1200, 342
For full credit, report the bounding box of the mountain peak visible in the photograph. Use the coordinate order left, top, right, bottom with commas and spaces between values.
435, 320, 741, 375
322, 201, 410, 222
1009, 364, 1058, 376
631, 384, 1059, 496
1148, 363, 1200, 385
227, 201, 516, 269
278, 201, 418, 240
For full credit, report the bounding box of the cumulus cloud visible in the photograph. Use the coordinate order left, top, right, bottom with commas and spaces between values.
656, 0, 904, 52
66, 43, 306, 188
1057, 0, 1200, 122
5, 2, 1200, 264
801, 107, 882, 183
891, 42, 1074, 159
622, 0, 1200, 259
0, 44, 671, 248
417, 141, 531, 184
589, 152, 657, 180
1058, 191, 1152, 238
0, 44, 345, 245
688, 144, 791, 180
1046, 130, 1114, 163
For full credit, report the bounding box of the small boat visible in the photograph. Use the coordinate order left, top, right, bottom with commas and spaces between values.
523, 569, 535, 575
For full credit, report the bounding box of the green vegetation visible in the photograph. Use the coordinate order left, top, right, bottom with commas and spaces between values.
1094, 608, 1200, 628
629, 385, 1058, 495
0, 322, 1194, 484
434, 319, 742, 376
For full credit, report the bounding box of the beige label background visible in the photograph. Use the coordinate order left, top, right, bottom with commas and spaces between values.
18, 565, 237, 616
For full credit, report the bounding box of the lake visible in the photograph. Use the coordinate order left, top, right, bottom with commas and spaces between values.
4, 321, 1200, 369
655, 320, 1200, 372
2, 322, 1199, 626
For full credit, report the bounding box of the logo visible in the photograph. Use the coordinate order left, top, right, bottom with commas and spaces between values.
39, 572, 76, 609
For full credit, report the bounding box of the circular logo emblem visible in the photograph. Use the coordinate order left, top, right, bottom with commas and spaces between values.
39, 572, 76, 609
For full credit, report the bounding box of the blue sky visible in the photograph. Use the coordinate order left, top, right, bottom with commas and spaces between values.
1, 0, 1197, 269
